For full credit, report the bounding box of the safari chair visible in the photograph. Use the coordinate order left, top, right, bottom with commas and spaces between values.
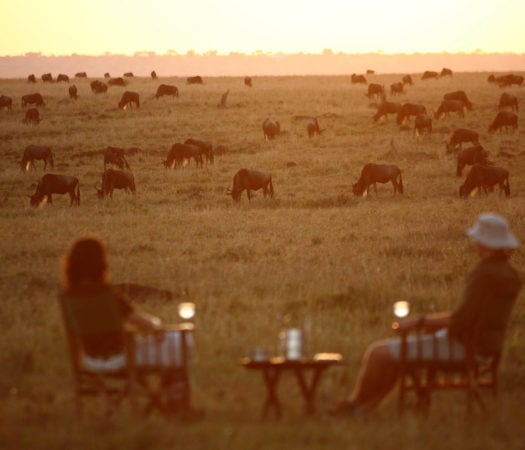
396, 321, 500, 415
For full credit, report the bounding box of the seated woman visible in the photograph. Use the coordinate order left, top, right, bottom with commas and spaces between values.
331, 213, 522, 416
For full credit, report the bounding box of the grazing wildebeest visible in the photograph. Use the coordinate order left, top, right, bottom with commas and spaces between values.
108, 77, 126, 87
90, 80, 108, 94
459, 164, 510, 198
163, 143, 204, 169
20, 145, 54, 171
444, 90, 473, 110
366, 83, 385, 100
226, 168, 274, 202
306, 118, 321, 137
488, 111, 518, 133
28, 74, 36, 83
397, 103, 426, 125
402, 74, 413, 85
373, 101, 401, 122
21, 93, 45, 107
446, 128, 479, 152
421, 70, 439, 80
118, 91, 140, 109
155, 84, 179, 98
41, 73, 53, 82
187, 76, 203, 84
434, 99, 466, 120
494, 74, 524, 88
104, 146, 130, 170
498, 92, 519, 112
150, 70, 157, 80
75, 72, 87, 78
57, 74, 69, 83
262, 118, 281, 140
456, 145, 488, 177
29, 174, 80, 206
352, 163, 403, 196
414, 114, 433, 135
0, 95, 12, 110
440, 67, 453, 77
184, 138, 214, 164
123, 72, 134, 78
244, 76, 252, 87
390, 82, 404, 95
351, 73, 367, 84
68, 85, 78, 100
23, 108, 40, 125
95, 169, 136, 199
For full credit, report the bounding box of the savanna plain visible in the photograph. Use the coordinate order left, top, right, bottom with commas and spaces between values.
1, 71, 525, 450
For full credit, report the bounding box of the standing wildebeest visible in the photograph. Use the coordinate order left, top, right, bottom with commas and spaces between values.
244, 76, 252, 87
28, 74, 36, 83
95, 169, 136, 199
351, 73, 367, 84
184, 139, 214, 164
366, 83, 385, 100
226, 168, 274, 202
118, 91, 140, 109
459, 164, 510, 198
414, 114, 432, 135
150, 70, 157, 80
20, 145, 54, 171
41, 73, 53, 82
498, 92, 519, 112
488, 111, 518, 133
446, 128, 479, 152
402, 74, 413, 85
23, 108, 40, 125
352, 163, 403, 196
262, 118, 281, 141
373, 101, 401, 122
123, 72, 134, 78
163, 143, 204, 169
390, 82, 405, 96
29, 174, 80, 206
90, 80, 108, 94
187, 76, 203, 84
75, 72, 87, 78
108, 77, 126, 87
0, 95, 12, 110
306, 118, 321, 137
434, 99, 466, 120
444, 90, 473, 110
68, 85, 78, 100
57, 74, 69, 83
104, 146, 130, 170
440, 67, 453, 77
397, 103, 426, 125
492, 74, 524, 88
421, 70, 439, 80
456, 145, 488, 177
21, 93, 45, 107
155, 84, 179, 98
104, 72, 110, 79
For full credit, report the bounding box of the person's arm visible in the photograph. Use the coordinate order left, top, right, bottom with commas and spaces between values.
126, 309, 163, 332
394, 311, 452, 332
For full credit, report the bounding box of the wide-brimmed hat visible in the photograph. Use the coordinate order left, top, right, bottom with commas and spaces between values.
467, 213, 519, 249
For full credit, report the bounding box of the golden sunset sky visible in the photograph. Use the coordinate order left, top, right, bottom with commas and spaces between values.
3, 0, 524, 56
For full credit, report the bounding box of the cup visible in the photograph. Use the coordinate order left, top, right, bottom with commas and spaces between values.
280, 328, 304, 360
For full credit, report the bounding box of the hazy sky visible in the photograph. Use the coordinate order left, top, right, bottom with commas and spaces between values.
3, 0, 524, 56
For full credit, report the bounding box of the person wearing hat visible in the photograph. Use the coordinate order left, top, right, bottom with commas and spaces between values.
331, 213, 522, 416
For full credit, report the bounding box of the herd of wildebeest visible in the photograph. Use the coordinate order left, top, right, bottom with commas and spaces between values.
0, 68, 522, 206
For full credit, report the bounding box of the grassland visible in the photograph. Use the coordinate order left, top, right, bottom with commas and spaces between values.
0, 72, 524, 449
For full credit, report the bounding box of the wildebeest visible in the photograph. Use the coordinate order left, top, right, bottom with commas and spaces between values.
373, 101, 401, 122
20, 145, 54, 171
306, 118, 321, 137
155, 84, 179, 98
421, 71, 439, 80
0, 95, 12, 110
434, 99, 466, 120
90, 80, 108, 94
402, 74, 413, 85
446, 128, 479, 152
352, 163, 403, 196
492, 74, 524, 88
414, 114, 432, 135
244, 76, 252, 87
184, 139, 214, 164
397, 103, 426, 125
262, 118, 281, 140
28, 74, 36, 83
21, 93, 45, 107
75, 72, 87, 78
104, 72, 110, 79
163, 143, 204, 169
366, 83, 385, 100
104, 146, 130, 170
23, 108, 40, 125
151, 70, 157, 80
95, 169, 136, 199
123, 72, 134, 78
68, 85, 78, 100
226, 168, 274, 202
187, 76, 203, 84
498, 92, 519, 112
444, 90, 473, 110
57, 74, 69, 83
108, 77, 126, 87
118, 91, 140, 109
390, 82, 404, 95
456, 145, 488, 177
29, 174, 80, 206
440, 67, 453, 77
488, 111, 518, 133
41, 73, 53, 82
351, 73, 367, 84
459, 164, 510, 198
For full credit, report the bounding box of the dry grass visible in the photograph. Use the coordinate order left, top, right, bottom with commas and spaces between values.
1, 72, 525, 449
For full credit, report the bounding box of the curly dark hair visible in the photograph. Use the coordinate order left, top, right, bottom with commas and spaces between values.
62, 236, 109, 289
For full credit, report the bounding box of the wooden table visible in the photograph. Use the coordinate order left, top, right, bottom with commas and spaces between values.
241, 354, 343, 419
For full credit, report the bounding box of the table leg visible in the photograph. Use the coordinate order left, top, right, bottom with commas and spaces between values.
261, 367, 282, 419
293, 367, 327, 414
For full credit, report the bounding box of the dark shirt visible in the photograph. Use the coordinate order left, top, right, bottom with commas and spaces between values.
60, 285, 135, 358
449, 254, 522, 356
